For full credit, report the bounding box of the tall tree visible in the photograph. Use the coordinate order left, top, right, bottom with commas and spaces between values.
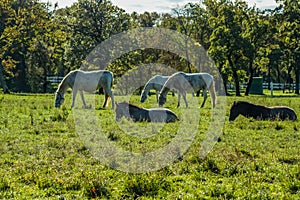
0, 0, 55, 92
208, 0, 249, 96
243, 7, 271, 95
0, 0, 15, 93
63, 0, 131, 71
276, 0, 300, 94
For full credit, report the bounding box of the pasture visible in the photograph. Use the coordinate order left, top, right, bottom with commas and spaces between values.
0, 92, 299, 199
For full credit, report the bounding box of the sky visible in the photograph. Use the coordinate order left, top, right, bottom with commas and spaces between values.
41, 0, 278, 13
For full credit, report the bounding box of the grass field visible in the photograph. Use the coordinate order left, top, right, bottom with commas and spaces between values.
0, 91, 299, 199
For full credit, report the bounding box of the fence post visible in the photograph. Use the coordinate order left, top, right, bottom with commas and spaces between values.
270, 82, 273, 98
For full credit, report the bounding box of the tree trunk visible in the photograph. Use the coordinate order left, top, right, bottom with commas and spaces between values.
185, 39, 191, 73
295, 68, 299, 95
294, 51, 300, 95
228, 57, 240, 96
0, 62, 10, 94
232, 69, 241, 96
245, 61, 254, 96
245, 76, 253, 96
276, 63, 281, 83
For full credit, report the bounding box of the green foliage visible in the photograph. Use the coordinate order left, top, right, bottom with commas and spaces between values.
0, 0, 300, 95
0, 93, 299, 198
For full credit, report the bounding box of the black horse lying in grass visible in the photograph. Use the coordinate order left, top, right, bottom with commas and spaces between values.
229, 101, 297, 121
115, 101, 179, 123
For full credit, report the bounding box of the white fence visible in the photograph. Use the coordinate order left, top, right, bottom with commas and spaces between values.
227, 82, 299, 90
261, 83, 297, 90
47, 76, 64, 84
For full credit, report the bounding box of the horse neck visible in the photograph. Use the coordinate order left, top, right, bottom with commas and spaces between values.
160, 85, 170, 97
57, 74, 72, 94
142, 83, 152, 96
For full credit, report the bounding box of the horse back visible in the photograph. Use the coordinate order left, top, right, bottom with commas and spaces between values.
271, 107, 297, 121
148, 108, 179, 122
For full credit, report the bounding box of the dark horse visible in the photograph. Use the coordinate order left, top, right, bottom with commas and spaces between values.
229, 101, 297, 121
115, 101, 179, 123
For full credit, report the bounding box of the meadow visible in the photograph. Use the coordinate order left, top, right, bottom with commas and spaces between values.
0, 91, 299, 199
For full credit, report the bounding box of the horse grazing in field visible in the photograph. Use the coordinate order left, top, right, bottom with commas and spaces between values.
54, 70, 115, 109
140, 75, 174, 103
158, 72, 216, 108
229, 101, 297, 121
115, 101, 179, 123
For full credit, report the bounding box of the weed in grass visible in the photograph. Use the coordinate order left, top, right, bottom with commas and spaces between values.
289, 181, 300, 194
275, 122, 285, 130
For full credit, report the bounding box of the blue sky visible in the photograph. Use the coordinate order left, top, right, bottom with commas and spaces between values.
41, 0, 278, 13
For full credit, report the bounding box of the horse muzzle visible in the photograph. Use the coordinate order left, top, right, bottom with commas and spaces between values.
55, 103, 61, 108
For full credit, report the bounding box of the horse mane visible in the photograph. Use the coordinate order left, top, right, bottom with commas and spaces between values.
142, 81, 153, 96
56, 70, 78, 93
118, 101, 143, 110
160, 76, 174, 97
142, 75, 168, 94
235, 101, 269, 110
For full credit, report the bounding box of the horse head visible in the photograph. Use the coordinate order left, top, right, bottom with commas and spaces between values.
158, 93, 166, 107
115, 101, 130, 121
229, 101, 238, 121
115, 102, 122, 121
140, 90, 147, 103
54, 92, 64, 108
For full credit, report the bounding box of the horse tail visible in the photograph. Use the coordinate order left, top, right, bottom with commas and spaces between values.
208, 77, 216, 108
110, 72, 113, 90
291, 109, 297, 121
107, 71, 114, 100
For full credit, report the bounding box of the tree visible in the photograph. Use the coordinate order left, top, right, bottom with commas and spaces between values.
0, 0, 15, 93
208, 0, 249, 96
0, 0, 57, 92
276, 0, 300, 94
242, 7, 271, 95
62, 0, 131, 71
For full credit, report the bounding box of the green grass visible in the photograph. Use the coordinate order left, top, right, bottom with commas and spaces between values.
0, 92, 299, 199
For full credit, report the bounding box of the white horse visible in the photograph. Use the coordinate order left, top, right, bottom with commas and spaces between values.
140, 75, 174, 103
158, 72, 216, 108
54, 70, 115, 109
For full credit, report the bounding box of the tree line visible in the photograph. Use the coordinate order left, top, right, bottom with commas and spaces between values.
0, 0, 299, 95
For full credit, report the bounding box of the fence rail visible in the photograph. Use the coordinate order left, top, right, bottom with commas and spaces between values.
227, 82, 299, 90
47, 76, 63, 84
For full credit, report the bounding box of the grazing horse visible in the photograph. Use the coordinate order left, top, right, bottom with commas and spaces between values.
115, 101, 179, 123
158, 72, 216, 108
140, 75, 174, 103
229, 101, 297, 121
54, 70, 115, 109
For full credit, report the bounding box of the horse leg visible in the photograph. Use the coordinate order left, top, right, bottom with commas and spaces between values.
200, 89, 207, 108
102, 91, 108, 108
110, 91, 115, 109
72, 89, 77, 108
156, 91, 159, 103
79, 91, 87, 108
177, 94, 181, 108
208, 83, 216, 108
182, 92, 188, 108
104, 89, 114, 109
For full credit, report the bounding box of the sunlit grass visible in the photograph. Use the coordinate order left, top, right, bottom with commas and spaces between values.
0, 92, 299, 198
